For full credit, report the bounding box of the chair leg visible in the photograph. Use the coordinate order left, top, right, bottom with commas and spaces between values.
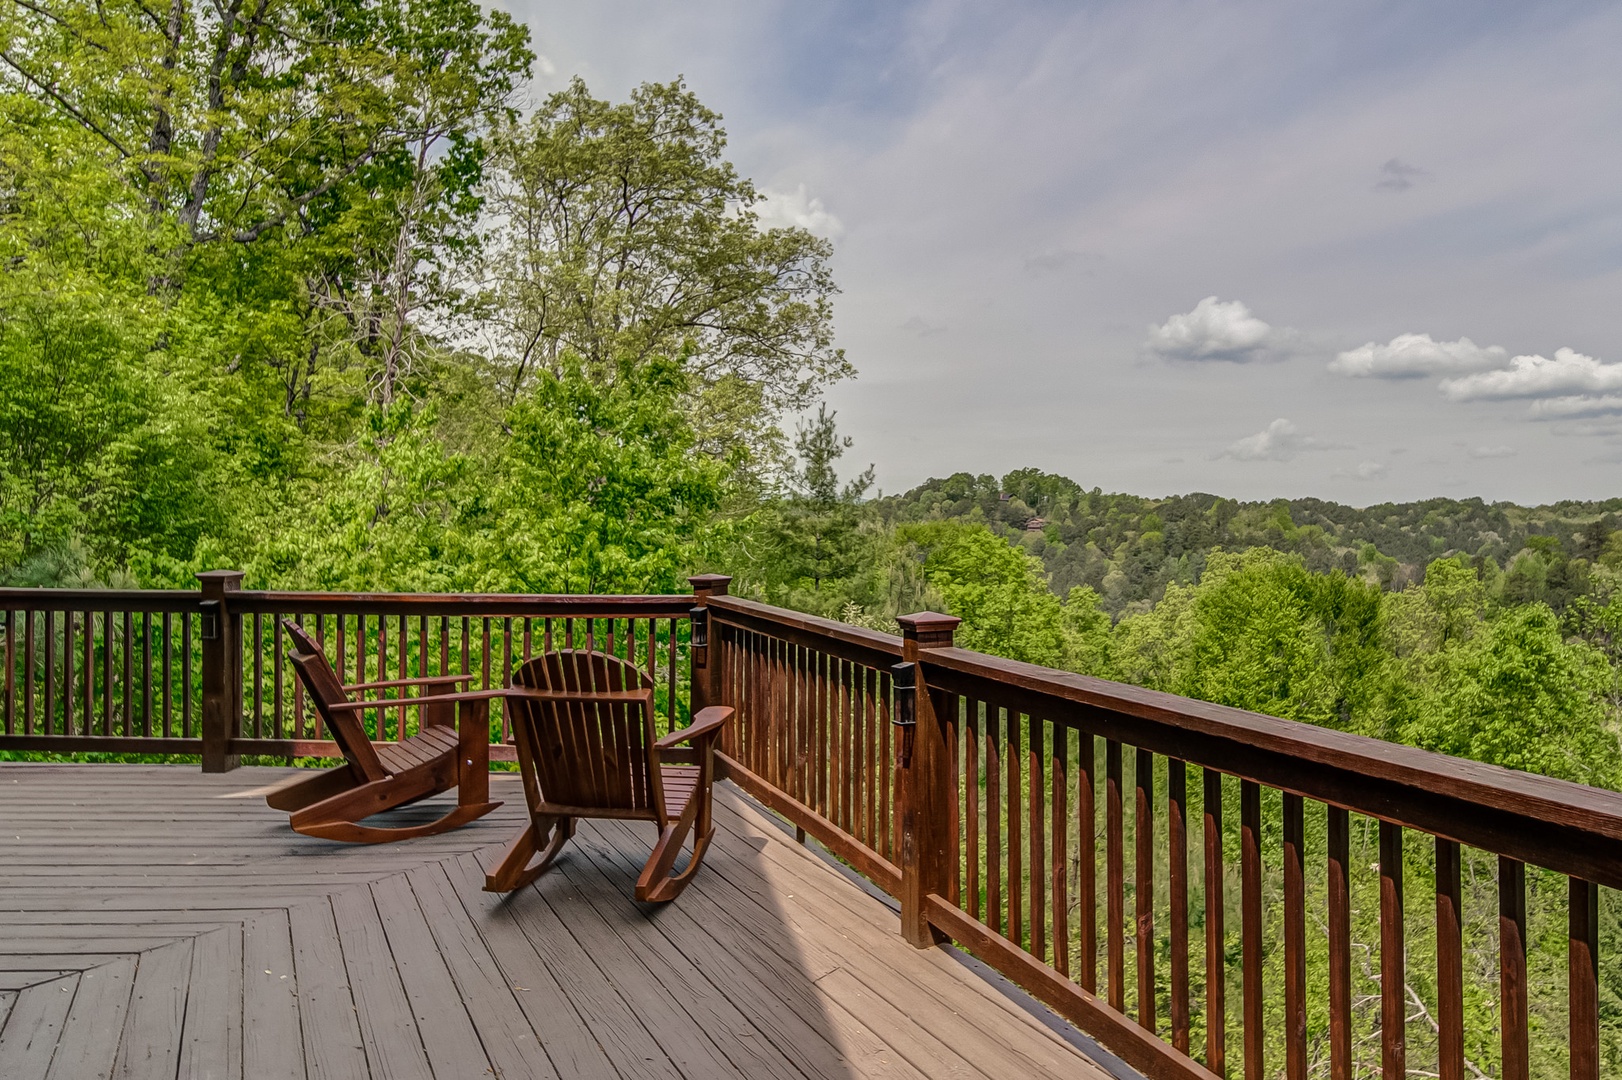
295, 802, 501, 844
635, 796, 713, 904
291, 778, 501, 845
485, 815, 572, 893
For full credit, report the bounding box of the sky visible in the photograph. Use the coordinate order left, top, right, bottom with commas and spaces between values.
495, 0, 1622, 506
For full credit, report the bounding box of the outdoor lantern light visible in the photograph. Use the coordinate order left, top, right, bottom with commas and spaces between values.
891, 661, 917, 767
689, 606, 708, 647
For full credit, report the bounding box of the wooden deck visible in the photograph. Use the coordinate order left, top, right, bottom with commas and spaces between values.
0, 764, 1118, 1079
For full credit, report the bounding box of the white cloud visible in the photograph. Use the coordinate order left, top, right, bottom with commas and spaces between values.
1333, 460, 1389, 480
1330, 333, 1505, 379
1146, 297, 1290, 363
1528, 395, 1622, 420
1218, 418, 1344, 462
755, 184, 844, 237
1465, 445, 1517, 458
1440, 348, 1622, 401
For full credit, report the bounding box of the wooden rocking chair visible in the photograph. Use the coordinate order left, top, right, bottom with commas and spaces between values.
272, 620, 502, 843
484, 649, 733, 902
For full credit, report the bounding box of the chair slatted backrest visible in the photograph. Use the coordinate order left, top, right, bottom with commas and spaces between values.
281, 620, 388, 782
509, 650, 663, 821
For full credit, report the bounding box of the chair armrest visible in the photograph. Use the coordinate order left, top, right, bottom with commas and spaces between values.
653, 706, 733, 751
345, 674, 475, 694
325, 687, 513, 712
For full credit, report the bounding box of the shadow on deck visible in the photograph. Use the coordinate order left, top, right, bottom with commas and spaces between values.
0, 764, 1116, 1079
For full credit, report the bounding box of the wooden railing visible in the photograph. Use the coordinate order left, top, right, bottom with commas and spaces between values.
0, 572, 695, 767
702, 589, 906, 894
688, 580, 1621, 1080
6, 573, 1617, 1078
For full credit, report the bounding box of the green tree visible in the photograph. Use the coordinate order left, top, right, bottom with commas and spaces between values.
900, 521, 1070, 668
477, 78, 850, 464
1397, 603, 1621, 787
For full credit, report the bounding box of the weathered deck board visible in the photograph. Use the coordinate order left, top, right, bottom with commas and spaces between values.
0, 763, 1121, 1079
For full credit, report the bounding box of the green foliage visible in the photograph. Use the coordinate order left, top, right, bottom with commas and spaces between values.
1397, 602, 1621, 787
477, 78, 849, 466
745, 404, 874, 608
480, 357, 730, 593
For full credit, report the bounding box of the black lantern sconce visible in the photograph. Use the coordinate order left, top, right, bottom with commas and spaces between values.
891, 661, 917, 767
689, 606, 708, 648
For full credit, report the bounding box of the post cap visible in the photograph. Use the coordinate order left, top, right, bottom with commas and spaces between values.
895, 612, 960, 648
196, 570, 245, 589
688, 574, 732, 599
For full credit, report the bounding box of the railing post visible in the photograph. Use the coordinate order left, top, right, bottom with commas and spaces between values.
197, 570, 244, 773
688, 574, 732, 775
896, 611, 960, 948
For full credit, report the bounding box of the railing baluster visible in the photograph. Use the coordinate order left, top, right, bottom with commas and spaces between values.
1008, 706, 1023, 950
141, 612, 152, 738
121, 611, 132, 737
64, 611, 74, 736
797, 644, 810, 805
317, 616, 332, 738
1029, 714, 1044, 962
1204, 768, 1225, 1077
1106, 738, 1125, 1011
501, 616, 514, 743
82, 610, 93, 734
1380, 821, 1404, 1080
1168, 758, 1188, 1054
1570, 876, 1599, 1080
836, 655, 850, 830
1135, 746, 1154, 1031
1327, 806, 1351, 1080
666, 622, 676, 730
480, 618, 492, 698
160, 612, 173, 738
1051, 722, 1068, 978
26, 610, 38, 734
1283, 793, 1305, 1080
987, 704, 1002, 936
1079, 734, 1098, 995
819, 650, 831, 823
966, 697, 981, 921
840, 652, 854, 829
1241, 779, 1262, 1080
881, 669, 896, 861
48, 609, 60, 734
866, 667, 880, 854
181, 612, 192, 738
252, 613, 264, 739
1436, 837, 1463, 1080
103, 611, 113, 737
273, 618, 285, 740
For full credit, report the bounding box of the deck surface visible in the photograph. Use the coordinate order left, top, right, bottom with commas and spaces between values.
0, 763, 1114, 1079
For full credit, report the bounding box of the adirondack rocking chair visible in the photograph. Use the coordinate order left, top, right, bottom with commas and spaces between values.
272, 620, 502, 843
485, 649, 734, 903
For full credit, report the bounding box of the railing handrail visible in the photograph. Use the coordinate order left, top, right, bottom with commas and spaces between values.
706, 595, 903, 664
230, 590, 697, 618
0, 587, 197, 612
922, 642, 1622, 889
